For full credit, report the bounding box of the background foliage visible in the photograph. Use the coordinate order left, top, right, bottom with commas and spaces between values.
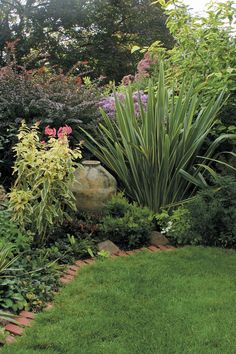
0, 0, 173, 81
149, 0, 236, 148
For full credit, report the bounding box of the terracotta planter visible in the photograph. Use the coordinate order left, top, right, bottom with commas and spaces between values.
71, 160, 117, 212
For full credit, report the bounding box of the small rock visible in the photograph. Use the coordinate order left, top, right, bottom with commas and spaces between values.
97, 240, 120, 255
150, 231, 169, 246
0, 185, 7, 209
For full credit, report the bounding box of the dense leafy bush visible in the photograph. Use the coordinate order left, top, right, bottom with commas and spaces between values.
157, 176, 236, 248
150, 1, 236, 111
0, 209, 30, 253
0, 65, 101, 128
82, 63, 233, 212
0, 65, 102, 186
156, 207, 193, 246
148, 0, 236, 165
9, 122, 82, 245
100, 194, 154, 249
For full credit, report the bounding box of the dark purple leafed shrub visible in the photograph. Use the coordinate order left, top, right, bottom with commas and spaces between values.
0, 64, 103, 186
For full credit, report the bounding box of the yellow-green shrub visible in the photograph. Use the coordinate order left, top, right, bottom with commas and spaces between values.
9, 122, 82, 244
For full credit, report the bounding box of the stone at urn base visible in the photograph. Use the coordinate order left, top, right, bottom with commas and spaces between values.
71, 160, 117, 213
150, 231, 169, 246
97, 240, 120, 255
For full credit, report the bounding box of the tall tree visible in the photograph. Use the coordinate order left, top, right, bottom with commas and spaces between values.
0, 0, 174, 80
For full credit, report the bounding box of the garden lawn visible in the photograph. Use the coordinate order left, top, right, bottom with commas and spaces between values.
2, 247, 236, 354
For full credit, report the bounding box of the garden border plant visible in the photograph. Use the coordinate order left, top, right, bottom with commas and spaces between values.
81, 62, 235, 212
8, 122, 82, 245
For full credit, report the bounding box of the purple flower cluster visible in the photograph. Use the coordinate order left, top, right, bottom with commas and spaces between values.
99, 91, 148, 118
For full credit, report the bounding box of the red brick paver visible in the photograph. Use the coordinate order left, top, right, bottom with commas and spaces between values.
5, 324, 24, 336
15, 316, 32, 327
157, 245, 169, 250
65, 269, 77, 276
69, 265, 80, 271
166, 245, 176, 250
19, 311, 35, 319
83, 258, 95, 264
114, 251, 129, 256
74, 260, 87, 267
148, 245, 160, 252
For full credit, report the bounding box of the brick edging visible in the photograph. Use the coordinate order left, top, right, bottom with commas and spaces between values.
4, 244, 176, 344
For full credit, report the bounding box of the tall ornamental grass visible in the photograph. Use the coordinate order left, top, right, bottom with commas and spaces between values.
81, 63, 235, 212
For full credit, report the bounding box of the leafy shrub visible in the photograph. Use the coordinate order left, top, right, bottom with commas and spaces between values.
148, 0, 236, 164
100, 194, 154, 249
8, 122, 82, 245
0, 65, 102, 186
82, 62, 233, 212
150, 1, 236, 111
157, 176, 236, 248
156, 207, 193, 246
46, 233, 97, 264
0, 208, 30, 253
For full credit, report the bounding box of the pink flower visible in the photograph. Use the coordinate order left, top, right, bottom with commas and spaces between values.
57, 125, 73, 139
41, 140, 46, 144
122, 74, 135, 86
64, 125, 73, 135
45, 126, 56, 137
57, 130, 64, 139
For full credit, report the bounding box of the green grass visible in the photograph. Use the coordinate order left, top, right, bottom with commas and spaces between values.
2, 247, 236, 354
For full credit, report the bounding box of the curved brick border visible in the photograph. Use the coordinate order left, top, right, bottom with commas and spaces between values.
3, 244, 176, 345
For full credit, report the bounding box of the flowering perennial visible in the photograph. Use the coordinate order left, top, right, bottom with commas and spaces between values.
99, 91, 148, 118
45, 125, 72, 139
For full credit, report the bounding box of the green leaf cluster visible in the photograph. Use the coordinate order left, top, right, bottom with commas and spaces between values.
8, 122, 82, 244
149, 0, 236, 128
157, 176, 236, 247
100, 193, 154, 249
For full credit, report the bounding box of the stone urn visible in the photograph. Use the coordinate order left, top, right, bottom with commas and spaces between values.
71, 160, 117, 212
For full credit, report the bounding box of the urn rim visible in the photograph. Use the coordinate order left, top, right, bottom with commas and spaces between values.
82, 160, 101, 167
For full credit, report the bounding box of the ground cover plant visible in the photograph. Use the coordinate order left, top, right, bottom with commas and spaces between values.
0, 205, 97, 314
2, 247, 236, 354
